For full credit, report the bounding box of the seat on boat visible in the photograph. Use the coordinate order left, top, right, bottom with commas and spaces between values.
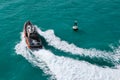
29, 33, 40, 41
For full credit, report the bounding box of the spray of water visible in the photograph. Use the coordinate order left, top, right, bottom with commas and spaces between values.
15, 30, 120, 80
35, 26, 120, 65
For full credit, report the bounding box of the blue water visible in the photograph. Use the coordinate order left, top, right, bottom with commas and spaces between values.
0, 0, 120, 80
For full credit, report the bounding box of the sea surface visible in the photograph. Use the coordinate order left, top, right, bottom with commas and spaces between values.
0, 0, 120, 80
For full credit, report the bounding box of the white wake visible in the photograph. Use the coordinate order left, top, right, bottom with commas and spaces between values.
15, 33, 55, 79
35, 26, 120, 63
15, 32, 120, 80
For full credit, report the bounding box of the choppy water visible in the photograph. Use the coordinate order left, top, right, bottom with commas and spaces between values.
0, 0, 120, 80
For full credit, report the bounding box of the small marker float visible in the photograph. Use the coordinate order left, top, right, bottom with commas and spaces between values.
72, 20, 78, 31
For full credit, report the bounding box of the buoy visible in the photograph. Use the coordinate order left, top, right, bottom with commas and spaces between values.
73, 20, 78, 31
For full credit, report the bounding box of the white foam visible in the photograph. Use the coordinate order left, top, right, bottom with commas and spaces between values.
15, 32, 120, 80
15, 33, 55, 79
35, 26, 120, 63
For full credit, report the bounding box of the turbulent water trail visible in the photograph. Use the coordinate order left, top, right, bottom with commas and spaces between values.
15, 32, 120, 80
15, 33, 55, 79
36, 26, 120, 64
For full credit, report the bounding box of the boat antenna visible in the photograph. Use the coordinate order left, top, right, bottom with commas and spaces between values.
74, 20, 78, 26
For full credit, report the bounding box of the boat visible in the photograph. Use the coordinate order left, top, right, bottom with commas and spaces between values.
72, 20, 78, 31
23, 21, 42, 49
